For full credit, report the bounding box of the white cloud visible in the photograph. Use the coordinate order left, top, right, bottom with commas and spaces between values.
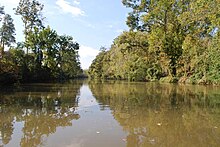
73, 0, 80, 5
79, 45, 99, 69
0, 0, 19, 6
56, 0, 85, 17
79, 45, 99, 58
116, 29, 124, 34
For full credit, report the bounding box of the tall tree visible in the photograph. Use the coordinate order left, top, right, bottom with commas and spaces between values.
122, 0, 150, 31
56, 35, 81, 78
122, 0, 191, 76
24, 26, 82, 79
0, 14, 16, 55
0, 6, 5, 58
26, 26, 58, 68
15, 0, 44, 54
0, 6, 4, 21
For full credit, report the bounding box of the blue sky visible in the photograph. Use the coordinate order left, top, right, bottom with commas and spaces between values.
0, 0, 129, 69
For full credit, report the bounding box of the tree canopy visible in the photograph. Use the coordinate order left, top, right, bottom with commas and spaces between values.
89, 0, 220, 84
0, 0, 83, 85
0, 14, 16, 51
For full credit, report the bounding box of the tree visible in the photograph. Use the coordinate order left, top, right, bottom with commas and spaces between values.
88, 31, 156, 81
122, 0, 150, 31
121, 0, 220, 77
56, 35, 82, 79
15, 0, 44, 54
88, 49, 106, 79
0, 6, 4, 20
89, 0, 219, 84
0, 14, 16, 52
37, 26, 59, 70
0, 6, 5, 58
0, 1, 83, 84
24, 26, 82, 80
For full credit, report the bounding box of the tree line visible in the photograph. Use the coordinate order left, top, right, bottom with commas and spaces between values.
89, 0, 220, 84
0, 0, 82, 85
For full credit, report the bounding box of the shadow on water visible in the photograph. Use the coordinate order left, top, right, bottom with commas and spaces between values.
88, 80, 220, 147
0, 80, 83, 147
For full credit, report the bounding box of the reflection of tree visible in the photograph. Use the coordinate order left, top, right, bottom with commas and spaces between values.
20, 106, 80, 147
0, 80, 82, 147
89, 81, 220, 147
0, 107, 15, 146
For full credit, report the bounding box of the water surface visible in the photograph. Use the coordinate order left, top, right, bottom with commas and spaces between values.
0, 80, 220, 147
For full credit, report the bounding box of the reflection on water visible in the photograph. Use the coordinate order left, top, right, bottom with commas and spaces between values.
0, 81, 82, 147
0, 80, 220, 147
89, 81, 220, 147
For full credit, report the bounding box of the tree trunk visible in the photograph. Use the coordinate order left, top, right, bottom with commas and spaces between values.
0, 41, 4, 59
24, 22, 29, 54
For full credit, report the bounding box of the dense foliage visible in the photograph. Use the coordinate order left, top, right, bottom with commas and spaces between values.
0, 0, 82, 85
89, 0, 220, 84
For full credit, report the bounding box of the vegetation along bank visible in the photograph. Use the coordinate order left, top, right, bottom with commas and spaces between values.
89, 0, 220, 85
0, 0, 82, 85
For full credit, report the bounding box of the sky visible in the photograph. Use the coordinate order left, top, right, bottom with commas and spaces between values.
0, 0, 130, 69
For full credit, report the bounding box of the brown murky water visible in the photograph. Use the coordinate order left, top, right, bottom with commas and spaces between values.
0, 80, 220, 147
